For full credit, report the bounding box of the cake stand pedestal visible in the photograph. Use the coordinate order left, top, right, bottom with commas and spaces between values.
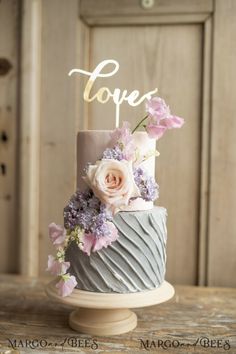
46, 280, 174, 336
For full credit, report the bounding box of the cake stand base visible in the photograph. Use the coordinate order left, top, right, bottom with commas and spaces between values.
46, 280, 174, 336
69, 308, 137, 335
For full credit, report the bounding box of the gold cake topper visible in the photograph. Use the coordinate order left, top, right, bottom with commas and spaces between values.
68, 59, 158, 127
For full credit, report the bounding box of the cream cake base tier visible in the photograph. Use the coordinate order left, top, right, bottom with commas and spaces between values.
65, 206, 167, 293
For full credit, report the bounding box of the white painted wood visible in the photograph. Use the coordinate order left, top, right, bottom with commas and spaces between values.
19, 0, 42, 276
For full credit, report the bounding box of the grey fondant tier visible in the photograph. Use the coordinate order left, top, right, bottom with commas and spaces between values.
65, 207, 167, 293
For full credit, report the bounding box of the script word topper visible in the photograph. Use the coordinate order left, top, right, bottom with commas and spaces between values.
68, 59, 158, 127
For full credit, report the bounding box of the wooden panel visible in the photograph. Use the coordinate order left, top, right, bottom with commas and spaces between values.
88, 24, 203, 284
80, 0, 213, 21
19, 0, 42, 276
208, 0, 236, 287
80, 14, 211, 26
38, 0, 79, 274
198, 17, 212, 286
0, 0, 19, 273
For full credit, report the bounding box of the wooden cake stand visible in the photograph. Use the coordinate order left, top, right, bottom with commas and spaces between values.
46, 280, 174, 336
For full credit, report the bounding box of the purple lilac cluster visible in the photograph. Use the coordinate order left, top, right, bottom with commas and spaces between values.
134, 167, 159, 201
102, 146, 124, 161
64, 189, 112, 238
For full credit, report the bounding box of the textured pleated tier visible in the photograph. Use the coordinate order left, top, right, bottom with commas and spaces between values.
65, 207, 167, 293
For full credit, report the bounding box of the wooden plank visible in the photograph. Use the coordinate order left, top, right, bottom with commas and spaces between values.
77, 18, 90, 131
0, 0, 19, 273
80, 0, 213, 20
38, 0, 79, 275
198, 17, 213, 286
82, 13, 211, 26
0, 275, 236, 353
19, 0, 42, 276
88, 24, 203, 284
208, 0, 236, 287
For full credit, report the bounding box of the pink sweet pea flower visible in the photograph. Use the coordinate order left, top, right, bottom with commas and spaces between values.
82, 233, 95, 256
48, 222, 66, 248
110, 121, 135, 160
110, 121, 133, 146
161, 115, 184, 129
56, 275, 77, 297
82, 222, 119, 256
146, 97, 184, 140
93, 222, 119, 253
145, 124, 167, 139
146, 97, 170, 123
46, 255, 70, 276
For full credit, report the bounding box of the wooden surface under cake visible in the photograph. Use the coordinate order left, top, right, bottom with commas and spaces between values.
0, 274, 235, 354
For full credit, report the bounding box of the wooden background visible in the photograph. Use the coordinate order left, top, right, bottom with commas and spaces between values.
0, 0, 235, 287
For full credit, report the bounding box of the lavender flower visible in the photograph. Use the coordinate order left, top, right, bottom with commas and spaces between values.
102, 146, 124, 161
90, 212, 111, 238
64, 189, 98, 230
64, 189, 114, 238
134, 167, 159, 201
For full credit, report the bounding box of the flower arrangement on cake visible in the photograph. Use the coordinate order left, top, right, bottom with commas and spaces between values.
46, 96, 184, 297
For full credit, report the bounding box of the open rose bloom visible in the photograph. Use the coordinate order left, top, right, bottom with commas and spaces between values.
84, 159, 140, 214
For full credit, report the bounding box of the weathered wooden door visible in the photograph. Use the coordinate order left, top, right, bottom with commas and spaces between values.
1, 0, 235, 287
77, 0, 212, 286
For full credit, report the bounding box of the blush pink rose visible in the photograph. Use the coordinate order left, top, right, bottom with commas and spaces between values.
48, 222, 66, 248
84, 159, 140, 212
46, 255, 70, 276
56, 275, 77, 297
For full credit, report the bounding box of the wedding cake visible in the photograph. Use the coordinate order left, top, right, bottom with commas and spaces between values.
46, 97, 184, 297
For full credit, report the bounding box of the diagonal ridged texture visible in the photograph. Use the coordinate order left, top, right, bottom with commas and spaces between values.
65, 207, 167, 293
